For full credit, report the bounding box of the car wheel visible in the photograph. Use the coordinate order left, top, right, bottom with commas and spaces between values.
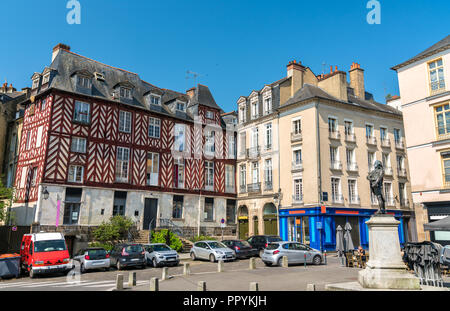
116, 261, 122, 271
80, 263, 86, 274
259, 250, 264, 257
277, 257, 283, 267
190, 252, 196, 261
264, 262, 272, 267
29, 266, 36, 279
313, 255, 322, 265
209, 254, 216, 263
152, 258, 158, 268
104, 267, 110, 272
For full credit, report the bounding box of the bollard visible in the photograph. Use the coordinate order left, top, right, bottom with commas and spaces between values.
249, 257, 256, 270
304, 253, 307, 269
149, 277, 159, 291
128, 271, 136, 287
197, 281, 207, 291
116, 274, 124, 291
162, 267, 168, 281
249, 282, 259, 291
218, 260, 224, 273
282, 256, 288, 268
306, 283, 316, 291
183, 262, 191, 276
324, 250, 327, 265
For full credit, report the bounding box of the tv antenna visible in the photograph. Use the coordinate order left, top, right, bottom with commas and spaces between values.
186, 70, 208, 87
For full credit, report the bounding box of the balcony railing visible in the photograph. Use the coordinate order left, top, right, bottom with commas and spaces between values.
239, 185, 247, 193
292, 195, 304, 204
332, 194, 344, 204
330, 161, 342, 170
349, 196, 361, 205
329, 131, 341, 140
381, 138, 391, 148
264, 181, 273, 191
347, 162, 359, 172
395, 139, 405, 149
246, 146, 260, 158
384, 166, 393, 176
292, 161, 303, 171
398, 168, 407, 178
247, 182, 261, 193
291, 132, 303, 142
345, 133, 356, 143
366, 136, 377, 145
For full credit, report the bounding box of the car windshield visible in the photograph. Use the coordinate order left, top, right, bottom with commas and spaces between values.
152, 245, 172, 252
124, 245, 143, 253
34, 240, 67, 252
268, 236, 282, 242
88, 249, 107, 257
208, 242, 227, 249
266, 243, 279, 250
236, 241, 251, 247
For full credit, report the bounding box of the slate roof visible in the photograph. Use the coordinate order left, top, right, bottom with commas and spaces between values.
32, 48, 224, 124
392, 35, 450, 70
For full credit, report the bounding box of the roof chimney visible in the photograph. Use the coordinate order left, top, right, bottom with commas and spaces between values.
286, 60, 305, 99
186, 87, 196, 99
52, 43, 71, 62
349, 62, 365, 99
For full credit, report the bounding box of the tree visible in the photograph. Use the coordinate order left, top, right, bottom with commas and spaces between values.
0, 180, 14, 225
92, 215, 134, 248
151, 229, 183, 252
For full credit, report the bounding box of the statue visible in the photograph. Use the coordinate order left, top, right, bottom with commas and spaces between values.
367, 160, 386, 214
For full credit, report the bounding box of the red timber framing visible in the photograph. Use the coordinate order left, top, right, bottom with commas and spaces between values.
14, 89, 236, 202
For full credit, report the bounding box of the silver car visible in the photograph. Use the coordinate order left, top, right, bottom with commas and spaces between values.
261, 242, 323, 266
72, 247, 111, 273
190, 240, 236, 262
143, 243, 180, 267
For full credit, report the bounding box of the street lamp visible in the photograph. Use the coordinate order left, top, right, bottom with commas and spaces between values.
42, 187, 49, 200
273, 189, 282, 237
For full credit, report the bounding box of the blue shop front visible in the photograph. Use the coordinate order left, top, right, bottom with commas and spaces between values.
279, 206, 408, 251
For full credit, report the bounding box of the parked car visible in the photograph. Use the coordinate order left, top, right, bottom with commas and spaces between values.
261, 241, 323, 266
440, 245, 450, 267
143, 243, 180, 267
109, 243, 146, 270
246, 235, 283, 257
72, 247, 110, 273
20, 232, 72, 278
222, 240, 258, 259
190, 241, 236, 262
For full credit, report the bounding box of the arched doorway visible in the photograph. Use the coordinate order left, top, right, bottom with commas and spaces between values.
263, 203, 277, 235
238, 205, 249, 239
253, 215, 259, 235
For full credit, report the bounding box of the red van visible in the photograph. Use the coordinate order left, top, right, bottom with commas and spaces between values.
20, 232, 72, 278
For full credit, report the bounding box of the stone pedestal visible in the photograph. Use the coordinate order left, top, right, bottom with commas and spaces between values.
358, 215, 420, 290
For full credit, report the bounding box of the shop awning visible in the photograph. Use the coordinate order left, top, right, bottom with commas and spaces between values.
424, 216, 450, 231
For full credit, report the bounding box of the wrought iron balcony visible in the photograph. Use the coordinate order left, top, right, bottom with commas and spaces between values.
329, 131, 341, 140
346, 162, 359, 172
247, 182, 261, 193
292, 161, 303, 171
330, 161, 342, 170
239, 185, 247, 194
397, 168, 407, 178
292, 194, 304, 204
264, 181, 273, 191
291, 132, 303, 142
384, 166, 393, 176
381, 138, 391, 148
246, 146, 260, 158
366, 135, 377, 145
395, 139, 405, 149
345, 133, 356, 143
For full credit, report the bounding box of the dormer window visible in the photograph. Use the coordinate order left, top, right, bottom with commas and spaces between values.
120, 87, 132, 99
176, 101, 186, 112
42, 73, 51, 85
239, 105, 246, 123
205, 110, 214, 119
150, 95, 161, 106
32, 78, 40, 89
77, 75, 92, 89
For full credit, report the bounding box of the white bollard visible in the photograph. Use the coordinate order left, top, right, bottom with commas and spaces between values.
128, 271, 136, 287
249, 257, 256, 270
162, 267, 168, 281
116, 274, 124, 291
197, 281, 207, 291
150, 277, 159, 291
218, 260, 224, 272
183, 262, 191, 276
249, 282, 259, 291
306, 283, 316, 291
282, 256, 288, 268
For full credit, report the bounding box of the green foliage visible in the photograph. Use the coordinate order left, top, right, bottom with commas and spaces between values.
189, 235, 217, 243
0, 179, 14, 224
151, 229, 183, 252
88, 241, 114, 251
92, 215, 134, 244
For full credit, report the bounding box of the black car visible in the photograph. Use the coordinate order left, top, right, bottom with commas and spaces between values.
109, 243, 146, 270
222, 240, 258, 259
246, 235, 283, 257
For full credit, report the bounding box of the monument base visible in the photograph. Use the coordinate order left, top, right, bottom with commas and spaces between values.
326, 282, 448, 291
358, 267, 420, 290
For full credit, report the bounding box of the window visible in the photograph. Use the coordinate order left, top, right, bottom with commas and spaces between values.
73, 101, 90, 124
205, 111, 214, 119
228, 135, 236, 159
251, 100, 258, 119
331, 178, 341, 202
225, 165, 235, 192
42, 73, 50, 85
264, 97, 272, 115
113, 191, 127, 216
330, 146, 339, 163
174, 124, 185, 152
366, 124, 374, 138
239, 105, 246, 123
77, 75, 91, 88
116, 147, 130, 183
429, 58, 445, 94
442, 153, 450, 186
239, 164, 246, 188
205, 161, 214, 190
397, 155, 404, 170
399, 183, 406, 205
146, 152, 159, 186
394, 128, 401, 144
344, 121, 353, 136
174, 158, 185, 188
119, 110, 132, 133
382, 153, 391, 169
64, 188, 82, 225
205, 130, 215, 154
368, 152, 375, 170
204, 198, 214, 221
293, 178, 303, 201
120, 87, 132, 99
25, 131, 31, 150
328, 118, 337, 133
346, 148, 354, 165
384, 182, 393, 204
239, 132, 246, 156
71, 137, 87, 153
226, 199, 236, 224
41, 99, 46, 111
293, 119, 302, 135
293, 149, 302, 166
176, 101, 186, 112
251, 127, 259, 148
173, 195, 183, 219
251, 162, 259, 184
32, 78, 40, 89
150, 95, 161, 106
348, 179, 357, 203
265, 159, 272, 187
148, 117, 161, 138
380, 127, 387, 141
30, 167, 38, 187
435, 104, 450, 137
265, 123, 272, 149
68, 165, 84, 183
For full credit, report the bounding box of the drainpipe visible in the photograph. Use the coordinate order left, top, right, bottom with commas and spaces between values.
316, 101, 323, 251
277, 110, 281, 236
197, 191, 202, 237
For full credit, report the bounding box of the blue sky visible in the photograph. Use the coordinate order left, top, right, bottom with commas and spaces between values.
1, 0, 449, 112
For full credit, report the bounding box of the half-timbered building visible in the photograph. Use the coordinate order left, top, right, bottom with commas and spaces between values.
12, 44, 237, 247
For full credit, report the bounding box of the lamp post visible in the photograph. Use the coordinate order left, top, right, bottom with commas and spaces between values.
274, 189, 282, 237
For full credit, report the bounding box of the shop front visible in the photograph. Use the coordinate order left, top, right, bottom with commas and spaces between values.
424, 202, 450, 246
279, 206, 408, 251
